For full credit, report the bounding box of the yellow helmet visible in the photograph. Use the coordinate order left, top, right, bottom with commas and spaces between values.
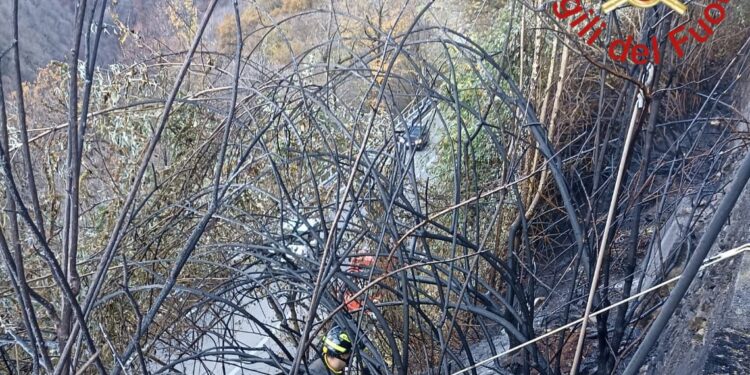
322, 326, 353, 357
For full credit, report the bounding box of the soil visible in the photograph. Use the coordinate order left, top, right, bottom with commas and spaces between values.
633, 92, 750, 375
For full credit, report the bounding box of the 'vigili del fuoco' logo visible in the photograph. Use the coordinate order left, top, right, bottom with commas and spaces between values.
603, 0, 687, 15
552, 0, 730, 65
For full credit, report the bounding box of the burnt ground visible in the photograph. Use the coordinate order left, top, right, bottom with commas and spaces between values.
703, 244, 750, 375
704, 327, 750, 374
634, 97, 750, 374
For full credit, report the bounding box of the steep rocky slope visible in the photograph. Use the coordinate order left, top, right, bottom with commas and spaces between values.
0, 0, 222, 83
639, 89, 750, 375
0, 0, 117, 81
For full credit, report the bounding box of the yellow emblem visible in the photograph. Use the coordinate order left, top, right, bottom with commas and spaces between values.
602, 0, 687, 15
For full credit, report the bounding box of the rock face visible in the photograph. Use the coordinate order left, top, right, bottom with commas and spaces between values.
0, 0, 219, 83
638, 95, 750, 375
0, 0, 119, 82
0, 0, 77, 81
703, 253, 750, 375
693, 93, 750, 375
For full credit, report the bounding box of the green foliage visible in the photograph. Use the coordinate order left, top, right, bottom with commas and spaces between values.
433, 25, 515, 190
2, 59, 228, 360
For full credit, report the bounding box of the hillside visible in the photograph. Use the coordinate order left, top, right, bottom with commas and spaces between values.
0, 0, 222, 82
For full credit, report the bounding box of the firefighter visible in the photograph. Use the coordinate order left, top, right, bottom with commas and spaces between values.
306, 326, 353, 374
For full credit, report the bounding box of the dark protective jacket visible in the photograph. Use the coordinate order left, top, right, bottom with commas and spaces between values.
305, 355, 376, 375
305, 356, 341, 375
